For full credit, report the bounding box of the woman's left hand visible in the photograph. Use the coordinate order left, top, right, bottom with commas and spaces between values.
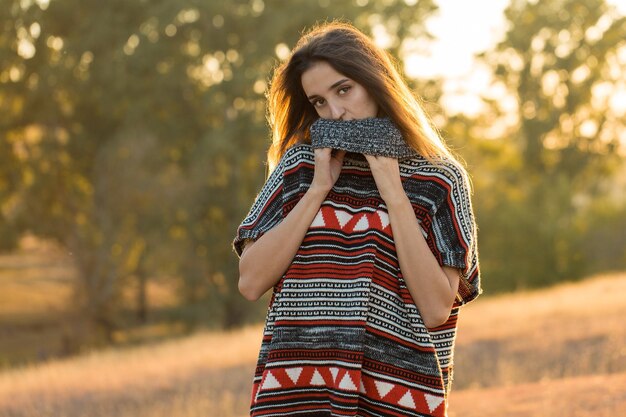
363, 154, 406, 204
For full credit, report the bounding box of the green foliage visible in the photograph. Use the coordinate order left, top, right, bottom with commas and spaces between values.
465, 0, 626, 292
0, 0, 438, 341
1, 0, 624, 351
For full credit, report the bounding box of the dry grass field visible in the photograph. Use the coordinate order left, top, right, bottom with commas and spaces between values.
0, 237, 181, 367
0, 239, 625, 417
0, 238, 75, 367
448, 271, 626, 416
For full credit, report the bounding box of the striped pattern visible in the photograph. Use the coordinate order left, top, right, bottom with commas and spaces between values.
234, 144, 481, 417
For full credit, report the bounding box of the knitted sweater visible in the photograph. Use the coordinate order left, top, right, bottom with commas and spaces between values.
233, 119, 481, 417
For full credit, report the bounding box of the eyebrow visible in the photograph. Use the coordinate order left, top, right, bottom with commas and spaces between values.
307, 78, 350, 100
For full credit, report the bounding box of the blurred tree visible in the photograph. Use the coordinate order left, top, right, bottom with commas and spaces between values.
475, 0, 626, 289
0, 0, 439, 345
0, 129, 20, 251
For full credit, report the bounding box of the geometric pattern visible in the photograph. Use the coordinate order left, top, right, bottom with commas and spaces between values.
254, 367, 445, 414
310, 206, 392, 233
311, 205, 430, 238
234, 144, 481, 417
253, 366, 446, 414
359, 374, 444, 413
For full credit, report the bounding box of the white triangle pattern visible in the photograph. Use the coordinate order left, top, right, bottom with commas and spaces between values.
311, 209, 325, 227
285, 367, 303, 385
310, 207, 401, 231
375, 381, 394, 398
338, 373, 357, 391
334, 210, 353, 228
310, 369, 325, 385
359, 380, 367, 394
424, 393, 444, 412
353, 214, 370, 231
329, 367, 339, 382
261, 371, 281, 390
376, 210, 390, 229
398, 390, 416, 409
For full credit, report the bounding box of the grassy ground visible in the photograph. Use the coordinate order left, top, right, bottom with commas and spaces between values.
449, 372, 626, 417
452, 272, 626, 388
0, 239, 625, 416
0, 237, 74, 366
0, 325, 262, 417
0, 236, 182, 367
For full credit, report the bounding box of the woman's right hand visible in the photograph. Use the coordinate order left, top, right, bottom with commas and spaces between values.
310, 147, 346, 193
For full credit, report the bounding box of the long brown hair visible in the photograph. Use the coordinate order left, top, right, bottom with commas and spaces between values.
266, 21, 457, 173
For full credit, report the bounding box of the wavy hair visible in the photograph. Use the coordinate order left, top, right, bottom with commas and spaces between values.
266, 21, 459, 173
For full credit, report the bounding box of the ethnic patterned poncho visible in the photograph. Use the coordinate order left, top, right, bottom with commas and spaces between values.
233, 119, 481, 417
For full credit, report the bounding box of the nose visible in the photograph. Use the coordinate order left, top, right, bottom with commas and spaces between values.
328, 101, 345, 120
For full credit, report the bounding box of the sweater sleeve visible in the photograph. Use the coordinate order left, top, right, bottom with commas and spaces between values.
232, 155, 286, 258
429, 161, 481, 305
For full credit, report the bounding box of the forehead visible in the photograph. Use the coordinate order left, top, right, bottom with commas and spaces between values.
301, 61, 348, 95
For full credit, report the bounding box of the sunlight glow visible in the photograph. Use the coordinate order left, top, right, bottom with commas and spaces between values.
46, 35, 63, 51
164, 24, 177, 37
176, 9, 200, 24
253, 80, 266, 95
17, 39, 35, 59
123, 34, 140, 56
251, 0, 265, 15
405, 0, 626, 119
29, 22, 40, 39
610, 89, 626, 115
274, 43, 290, 60
212, 15, 224, 28
35, 0, 49, 10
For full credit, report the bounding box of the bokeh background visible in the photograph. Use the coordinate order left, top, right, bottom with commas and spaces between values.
1, 0, 625, 416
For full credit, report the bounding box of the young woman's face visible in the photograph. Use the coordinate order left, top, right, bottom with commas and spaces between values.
301, 61, 378, 120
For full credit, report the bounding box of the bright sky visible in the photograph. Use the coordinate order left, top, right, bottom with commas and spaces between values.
405, 0, 626, 116
403, 0, 509, 115
405, 0, 509, 80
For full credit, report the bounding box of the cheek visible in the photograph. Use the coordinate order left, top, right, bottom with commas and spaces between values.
315, 107, 329, 118
368, 97, 378, 112
360, 90, 378, 115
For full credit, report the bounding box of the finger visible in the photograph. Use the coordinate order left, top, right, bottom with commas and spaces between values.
363, 154, 376, 164
314, 147, 332, 160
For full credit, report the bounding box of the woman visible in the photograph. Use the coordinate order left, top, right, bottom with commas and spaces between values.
233, 21, 481, 417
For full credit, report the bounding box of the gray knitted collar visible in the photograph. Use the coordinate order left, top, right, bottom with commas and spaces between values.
309, 117, 419, 160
